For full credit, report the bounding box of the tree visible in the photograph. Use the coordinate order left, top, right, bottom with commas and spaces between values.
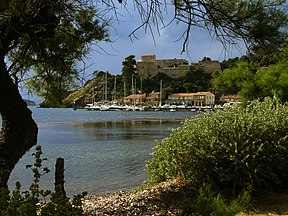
132, 0, 287, 53
212, 45, 288, 102
0, 0, 108, 188
245, 2, 288, 65
121, 55, 136, 93
255, 61, 288, 101
0, 0, 58, 189
183, 67, 212, 92
12, 7, 109, 107
221, 57, 240, 71
140, 73, 173, 97
211, 62, 256, 97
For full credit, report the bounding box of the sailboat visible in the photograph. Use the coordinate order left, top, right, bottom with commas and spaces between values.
109, 77, 124, 111
85, 88, 100, 110
100, 75, 125, 111
154, 80, 163, 111
125, 74, 145, 111
170, 105, 177, 112
100, 72, 111, 111
125, 74, 136, 111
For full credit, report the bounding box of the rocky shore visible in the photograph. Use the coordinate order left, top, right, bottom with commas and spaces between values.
82, 178, 194, 215
82, 179, 288, 216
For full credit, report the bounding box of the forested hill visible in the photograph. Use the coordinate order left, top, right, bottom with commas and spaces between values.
62, 67, 214, 108
63, 75, 106, 108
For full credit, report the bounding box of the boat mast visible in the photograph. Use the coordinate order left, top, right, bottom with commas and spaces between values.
113, 77, 117, 101
140, 77, 142, 93
132, 74, 136, 107
102, 74, 105, 101
105, 71, 108, 101
159, 79, 162, 107
124, 81, 126, 97
92, 88, 95, 104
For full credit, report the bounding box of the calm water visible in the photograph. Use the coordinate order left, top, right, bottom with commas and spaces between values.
4, 107, 196, 196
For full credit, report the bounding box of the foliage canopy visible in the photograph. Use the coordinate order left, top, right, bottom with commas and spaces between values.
6, 2, 109, 106
212, 44, 288, 102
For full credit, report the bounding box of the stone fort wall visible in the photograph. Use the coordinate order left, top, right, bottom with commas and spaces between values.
136, 55, 221, 78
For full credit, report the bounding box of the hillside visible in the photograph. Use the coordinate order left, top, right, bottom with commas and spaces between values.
63, 77, 104, 108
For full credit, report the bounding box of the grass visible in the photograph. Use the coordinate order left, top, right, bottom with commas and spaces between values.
237, 192, 288, 216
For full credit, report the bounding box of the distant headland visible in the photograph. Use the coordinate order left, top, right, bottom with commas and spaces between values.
24, 99, 36, 106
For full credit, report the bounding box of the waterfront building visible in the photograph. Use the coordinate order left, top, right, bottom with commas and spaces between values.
168, 92, 215, 107
192, 92, 215, 107
220, 95, 241, 103
168, 93, 194, 105
146, 91, 161, 106
123, 93, 146, 105
123, 91, 215, 107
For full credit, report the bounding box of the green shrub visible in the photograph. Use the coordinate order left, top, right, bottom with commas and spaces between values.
147, 97, 288, 196
187, 184, 250, 216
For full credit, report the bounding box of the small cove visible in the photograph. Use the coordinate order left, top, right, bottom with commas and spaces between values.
6, 108, 196, 196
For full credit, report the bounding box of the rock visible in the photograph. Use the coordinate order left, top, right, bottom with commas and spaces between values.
82, 178, 194, 215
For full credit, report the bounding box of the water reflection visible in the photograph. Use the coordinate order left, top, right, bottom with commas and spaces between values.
9, 113, 189, 196
70, 119, 182, 140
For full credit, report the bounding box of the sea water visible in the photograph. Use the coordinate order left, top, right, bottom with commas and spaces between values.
5, 107, 196, 196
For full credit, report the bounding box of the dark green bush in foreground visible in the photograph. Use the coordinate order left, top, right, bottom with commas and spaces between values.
147, 97, 288, 196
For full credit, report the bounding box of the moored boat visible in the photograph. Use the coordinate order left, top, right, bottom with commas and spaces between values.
85, 103, 101, 111
100, 104, 111, 111
169, 105, 177, 112
109, 102, 124, 111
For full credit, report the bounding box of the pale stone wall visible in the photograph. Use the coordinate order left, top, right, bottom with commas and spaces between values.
136, 61, 160, 78
136, 55, 190, 78
136, 55, 221, 78
197, 59, 222, 74
140, 54, 156, 62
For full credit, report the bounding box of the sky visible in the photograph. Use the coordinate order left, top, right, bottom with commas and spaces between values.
80, 3, 247, 77
22, 3, 247, 102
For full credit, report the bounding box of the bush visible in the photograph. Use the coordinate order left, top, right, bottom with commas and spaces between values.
186, 184, 250, 216
147, 97, 288, 196
0, 145, 86, 216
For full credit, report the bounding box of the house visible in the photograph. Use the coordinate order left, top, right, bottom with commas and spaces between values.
168, 93, 194, 105
168, 92, 215, 107
146, 91, 161, 106
220, 95, 241, 103
192, 92, 215, 107
123, 93, 146, 105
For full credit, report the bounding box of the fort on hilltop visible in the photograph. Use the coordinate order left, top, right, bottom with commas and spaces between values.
136, 54, 221, 79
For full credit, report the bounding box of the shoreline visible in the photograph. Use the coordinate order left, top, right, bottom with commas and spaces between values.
82, 178, 288, 216
82, 178, 192, 215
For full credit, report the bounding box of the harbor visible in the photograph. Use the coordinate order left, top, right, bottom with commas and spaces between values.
84, 102, 217, 112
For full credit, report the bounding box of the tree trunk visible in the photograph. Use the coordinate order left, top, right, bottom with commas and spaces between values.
0, 55, 38, 189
